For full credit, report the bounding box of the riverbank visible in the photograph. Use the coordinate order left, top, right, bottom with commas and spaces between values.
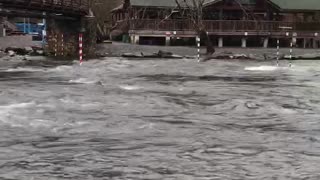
1, 35, 320, 61
97, 42, 320, 60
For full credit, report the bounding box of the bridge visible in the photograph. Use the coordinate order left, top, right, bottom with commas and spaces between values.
0, 0, 95, 58
0, 0, 90, 18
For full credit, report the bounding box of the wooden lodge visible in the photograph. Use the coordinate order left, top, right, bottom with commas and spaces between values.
111, 0, 320, 48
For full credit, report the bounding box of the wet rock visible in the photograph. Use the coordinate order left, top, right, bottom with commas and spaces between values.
245, 101, 261, 109
157, 50, 173, 58
35, 50, 44, 55
157, 51, 183, 59
170, 54, 183, 59
233, 54, 250, 59
122, 51, 183, 59
122, 52, 143, 58
24, 46, 33, 53
8, 50, 16, 57
141, 52, 159, 58
96, 52, 110, 58
291, 53, 320, 60
201, 51, 254, 61
5, 47, 29, 55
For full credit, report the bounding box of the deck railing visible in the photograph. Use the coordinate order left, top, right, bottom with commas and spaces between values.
126, 19, 320, 32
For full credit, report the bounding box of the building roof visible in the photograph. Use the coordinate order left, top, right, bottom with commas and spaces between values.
269, 0, 320, 11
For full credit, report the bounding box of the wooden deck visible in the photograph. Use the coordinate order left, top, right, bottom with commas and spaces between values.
124, 19, 320, 38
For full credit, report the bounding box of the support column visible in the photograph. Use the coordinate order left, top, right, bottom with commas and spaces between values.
313, 38, 317, 48
130, 35, 135, 44
303, 38, 307, 48
0, 24, 4, 37
134, 35, 139, 45
292, 37, 297, 47
218, 37, 223, 48
241, 38, 247, 48
165, 36, 170, 46
0, 17, 5, 37
263, 37, 269, 48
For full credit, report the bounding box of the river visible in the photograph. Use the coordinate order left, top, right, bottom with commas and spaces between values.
0, 58, 320, 179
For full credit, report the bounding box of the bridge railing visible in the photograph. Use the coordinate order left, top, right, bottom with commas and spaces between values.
0, 0, 90, 14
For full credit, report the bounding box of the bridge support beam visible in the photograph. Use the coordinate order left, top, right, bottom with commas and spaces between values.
313, 38, 317, 49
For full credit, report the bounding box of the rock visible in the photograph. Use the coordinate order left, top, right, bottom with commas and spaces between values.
245, 101, 260, 109
294, 53, 320, 60
122, 51, 182, 59
157, 50, 173, 58
5, 47, 28, 55
31, 46, 43, 51
233, 54, 250, 59
8, 50, 16, 57
36, 50, 44, 55
141, 52, 159, 58
24, 47, 33, 53
96, 52, 109, 58
184, 55, 196, 59
122, 52, 143, 58
170, 54, 183, 59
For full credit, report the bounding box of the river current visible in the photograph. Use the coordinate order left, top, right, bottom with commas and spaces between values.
0, 58, 319, 179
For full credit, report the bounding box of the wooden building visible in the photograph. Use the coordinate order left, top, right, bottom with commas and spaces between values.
111, 0, 320, 48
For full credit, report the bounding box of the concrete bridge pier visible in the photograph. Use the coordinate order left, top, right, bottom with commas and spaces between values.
46, 17, 96, 58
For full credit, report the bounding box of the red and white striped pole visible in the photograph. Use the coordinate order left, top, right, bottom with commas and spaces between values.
61, 33, 64, 56
79, 33, 83, 65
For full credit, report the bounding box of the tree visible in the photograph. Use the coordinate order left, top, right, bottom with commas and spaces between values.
174, 0, 257, 56
91, 0, 122, 40
175, 0, 215, 55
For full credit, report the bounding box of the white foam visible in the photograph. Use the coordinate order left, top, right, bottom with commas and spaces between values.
69, 78, 97, 84
119, 85, 141, 91
0, 102, 35, 110
50, 65, 73, 72
245, 66, 289, 71
5, 67, 45, 72
0, 102, 35, 124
